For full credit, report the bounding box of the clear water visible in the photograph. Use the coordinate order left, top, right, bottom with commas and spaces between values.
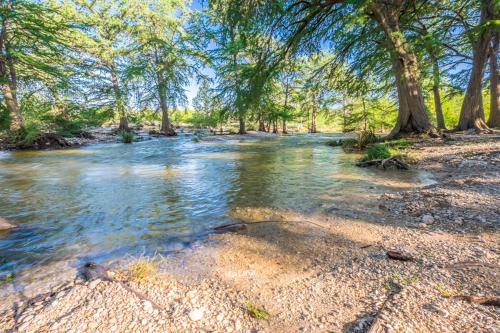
0, 134, 428, 281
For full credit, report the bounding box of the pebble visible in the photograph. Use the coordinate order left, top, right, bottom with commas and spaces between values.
188, 308, 204, 321
143, 300, 153, 313
421, 214, 434, 224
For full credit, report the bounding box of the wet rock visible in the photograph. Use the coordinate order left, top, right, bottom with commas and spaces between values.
0, 217, 14, 230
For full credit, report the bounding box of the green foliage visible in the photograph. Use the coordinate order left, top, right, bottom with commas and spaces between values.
2, 273, 14, 282
341, 138, 359, 150
362, 144, 392, 161
328, 130, 379, 151
357, 130, 379, 147
0, 106, 10, 131
245, 301, 269, 319
384, 138, 413, 149
120, 131, 133, 144
7, 124, 42, 146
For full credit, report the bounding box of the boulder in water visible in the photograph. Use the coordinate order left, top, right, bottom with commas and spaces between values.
0, 217, 14, 230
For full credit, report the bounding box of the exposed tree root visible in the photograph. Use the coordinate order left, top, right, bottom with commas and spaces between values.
454, 295, 500, 307
356, 157, 410, 170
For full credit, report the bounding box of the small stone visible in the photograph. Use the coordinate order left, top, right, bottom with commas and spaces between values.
421, 214, 434, 224
143, 300, 153, 313
188, 308, 204, 321
216, 313, 224, 321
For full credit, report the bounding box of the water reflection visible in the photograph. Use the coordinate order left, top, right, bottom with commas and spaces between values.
0, 134, 428, 281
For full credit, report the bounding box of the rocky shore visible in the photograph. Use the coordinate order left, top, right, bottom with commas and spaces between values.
0, 133, 498, 333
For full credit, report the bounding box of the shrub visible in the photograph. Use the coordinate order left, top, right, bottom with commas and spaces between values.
128, 257, 159, 282
357, 130, 378, 147
0, 107, 10, 131
120, 131, 133, 143
8, 124, 42, 146
362, 144, 391, 161
341, 138, 358, 151
54, 118, 86, 138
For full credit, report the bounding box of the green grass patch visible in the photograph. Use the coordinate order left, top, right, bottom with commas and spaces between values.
120, 131, 133, 143
327, 130, 380, 152
384, 138, 413, 149
246, 301, 269, 319
362, 144, 392, 161
128, 256, 159, 282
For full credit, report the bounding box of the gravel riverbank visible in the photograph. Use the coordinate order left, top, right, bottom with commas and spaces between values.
0, 134, 498, 333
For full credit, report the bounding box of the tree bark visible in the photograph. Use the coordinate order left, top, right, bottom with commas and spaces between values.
431, 56, 446, 129
370, 1, 435, 137
282, 119, 288, 134
487, 32, 500, 128
457, 0, 495, 132
110, 67, 128, 131
310, 107, 317, 133
258, 113, 266, 132
158, 81, 176, 136
362, 97, 368, 131
238, 115, 246, 134
0, 0, 23, 131
282, 77, 290, 134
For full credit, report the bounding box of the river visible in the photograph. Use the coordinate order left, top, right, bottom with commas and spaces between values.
0, 134, 429, 289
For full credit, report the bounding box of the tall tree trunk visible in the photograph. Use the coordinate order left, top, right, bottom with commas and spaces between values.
310, 107, 317, 133
370, 1, 435, 137
457, 0, 495, 132
238, 114, 246, 134
431, 56, 446, 129
272, 119, 278, 133
487, 32, 500, 128
0, 1, 23, 131
258, 113, 266, 131
110, 67, 128, 131
2, 82, 22, 130
362, 97, 368, 131
342, 98, 347, 132
158, 82, 176, 136
282, 77, 290, 134
282, 119, 288, 134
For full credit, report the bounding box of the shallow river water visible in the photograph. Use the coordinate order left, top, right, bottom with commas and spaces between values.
0, 134, 429, 285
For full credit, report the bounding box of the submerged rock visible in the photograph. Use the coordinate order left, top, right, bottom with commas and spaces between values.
0, 217, 14, 230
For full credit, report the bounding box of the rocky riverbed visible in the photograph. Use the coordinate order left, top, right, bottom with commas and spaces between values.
0, 133, 498, 332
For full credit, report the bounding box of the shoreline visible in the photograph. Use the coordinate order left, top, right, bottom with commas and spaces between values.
0, 134, 498, 332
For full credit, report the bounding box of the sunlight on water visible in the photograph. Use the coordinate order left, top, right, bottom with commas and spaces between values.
0, 134, 430, 283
